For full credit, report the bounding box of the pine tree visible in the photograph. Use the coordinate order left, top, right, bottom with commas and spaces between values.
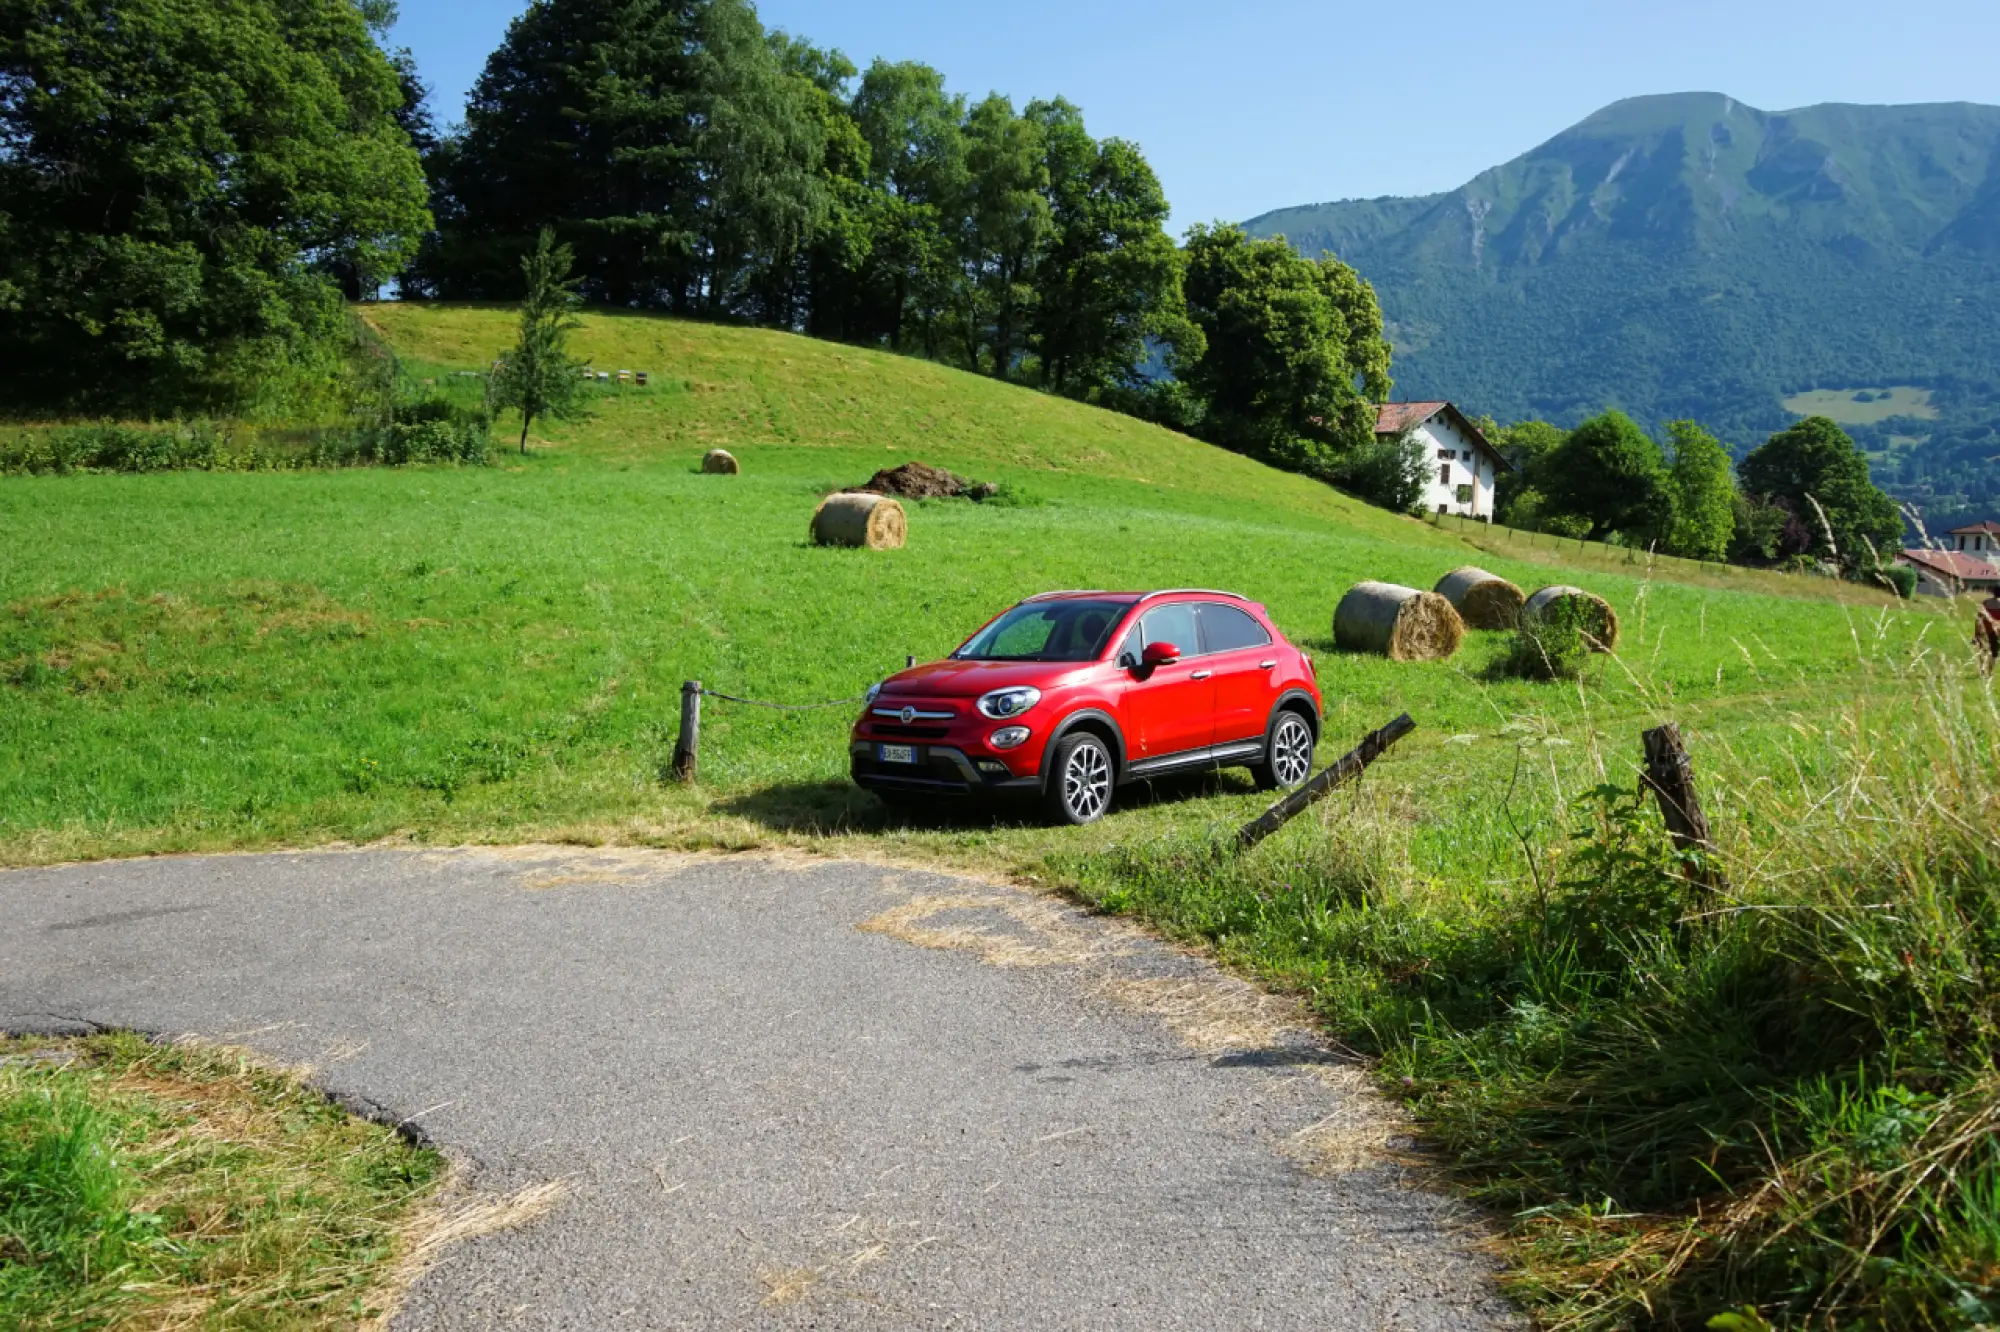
493, 230, 587, 455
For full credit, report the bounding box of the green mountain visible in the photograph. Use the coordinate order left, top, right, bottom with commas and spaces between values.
1244, 93, 2000, 524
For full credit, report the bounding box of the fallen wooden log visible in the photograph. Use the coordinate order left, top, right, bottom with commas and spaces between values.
1237, 713, 1416, 851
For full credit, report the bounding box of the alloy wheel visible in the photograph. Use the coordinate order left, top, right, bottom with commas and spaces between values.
1063, 741, 1112, 821
1272, 715, 1313, 788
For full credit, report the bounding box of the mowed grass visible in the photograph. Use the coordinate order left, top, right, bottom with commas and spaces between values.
0, 303, 1970, 872
0, 1032, 443, 1328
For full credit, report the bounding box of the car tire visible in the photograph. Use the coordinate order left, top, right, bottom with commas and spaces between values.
1043, 731, 1116, 826
1251, 709, 1316, 791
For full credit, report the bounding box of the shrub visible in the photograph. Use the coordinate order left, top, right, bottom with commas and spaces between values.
1500, 595, 1597, 680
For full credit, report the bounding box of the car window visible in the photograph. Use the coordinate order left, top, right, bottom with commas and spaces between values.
955, 599, 1128, 662
1137, 603, 1200, 657
1198, 603, 1271, 653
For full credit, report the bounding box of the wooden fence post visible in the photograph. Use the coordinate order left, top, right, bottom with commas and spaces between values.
672, 680, 702, 783
1236, 714, 1416, 851
1641, 722, 1721, 891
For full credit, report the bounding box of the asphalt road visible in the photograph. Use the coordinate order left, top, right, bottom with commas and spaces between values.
1, 847, 1514, 1329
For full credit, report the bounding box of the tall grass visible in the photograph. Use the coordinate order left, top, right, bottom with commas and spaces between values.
1059, 660, 2000, 1328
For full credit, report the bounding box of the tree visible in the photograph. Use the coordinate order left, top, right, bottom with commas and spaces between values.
1662, 420, 1736, 561
0, 0, 429, 411
429, 0, 823, 312
1178, 224, 1390, 477
1026, 100, 1193, 399
1330, 428, 1428, 514
1737, 416, 1903, 569
492, 230, 587, 454
959, 94, 1051, 378
1483, 419, 1566, 522
1540, 412, 1669, 541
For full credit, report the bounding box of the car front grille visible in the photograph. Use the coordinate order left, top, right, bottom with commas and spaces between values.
870, 723, 951, 739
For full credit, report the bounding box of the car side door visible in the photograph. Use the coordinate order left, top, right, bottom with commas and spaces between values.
1197, 603, 1278, 747
1118, 601, 1215, 760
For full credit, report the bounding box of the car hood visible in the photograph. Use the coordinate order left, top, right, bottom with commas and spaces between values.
877, 658, 1094, 698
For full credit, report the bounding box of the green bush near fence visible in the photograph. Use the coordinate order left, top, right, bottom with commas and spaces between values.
0, 399, 491, 475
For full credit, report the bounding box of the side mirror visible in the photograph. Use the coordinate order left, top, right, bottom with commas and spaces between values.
1141, 641, 1181, 669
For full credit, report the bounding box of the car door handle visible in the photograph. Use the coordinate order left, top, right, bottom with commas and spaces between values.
1259, 660, 1277, 669
1190, 670, 1213, 680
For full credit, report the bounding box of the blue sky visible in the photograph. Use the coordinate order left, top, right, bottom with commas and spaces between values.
390, 0, 2000, 231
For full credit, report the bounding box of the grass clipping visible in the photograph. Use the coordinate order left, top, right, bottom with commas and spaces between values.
1433, 565, 1525, 630
1522, 584, 1620, 652
1334, 581, 1465, 661
811, 492, 906, 550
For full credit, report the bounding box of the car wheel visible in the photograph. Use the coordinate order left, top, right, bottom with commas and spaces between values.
1044, 731, 1115, 826
1252, 710, 1316, 791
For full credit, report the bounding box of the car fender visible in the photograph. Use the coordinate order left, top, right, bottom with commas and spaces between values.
1265, 688, 1321, 740
1037, 708, 1128, 786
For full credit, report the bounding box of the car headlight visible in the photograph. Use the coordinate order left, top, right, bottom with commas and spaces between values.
977, 686, 1041, 719
989, 726, 1031, 750
864, 682, 882, 706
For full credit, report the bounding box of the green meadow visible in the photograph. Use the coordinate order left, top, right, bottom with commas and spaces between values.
0, 304, 1950, 872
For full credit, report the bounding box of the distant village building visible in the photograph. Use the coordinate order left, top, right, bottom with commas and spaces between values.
1375, 402, 1512, 520
1899, 521, 2000, 596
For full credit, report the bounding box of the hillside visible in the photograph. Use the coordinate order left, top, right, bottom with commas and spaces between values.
0, 302, 1922, 871
1244, 93, 2000, 525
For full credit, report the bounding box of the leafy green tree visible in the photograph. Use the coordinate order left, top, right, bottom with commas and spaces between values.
1662, 420, 1736, 561
1540, 412, 1669, 540
1178, 224, 1390, 476
845, 60, 969, 356
1484, 419, 1566, 521
1026, 98, 1193, 399
492, 230, 587, 454
1330, 429, 1429, 514
1737, 416, 1904, 568
1728, 492, 1789, 564
959, 94, 1051, 378
0, 0, 429, 411
430, 0, 824, 312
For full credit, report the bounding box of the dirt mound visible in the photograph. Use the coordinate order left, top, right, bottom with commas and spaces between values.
852, 461, 996, 501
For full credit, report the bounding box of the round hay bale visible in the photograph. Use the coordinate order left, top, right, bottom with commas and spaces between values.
701, 449, 740, 475
1333, 581, 1465, 661
1433, 566, 1526, 631
1522, 585, 1620, 652
811, 492, 906, 550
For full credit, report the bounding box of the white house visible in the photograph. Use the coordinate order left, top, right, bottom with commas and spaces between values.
1945, 520, 2000, 560
1375, 402, 1512, 520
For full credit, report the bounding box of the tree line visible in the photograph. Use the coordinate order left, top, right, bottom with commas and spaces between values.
1485, 410, 1910, 590
0, 0, 1397, 488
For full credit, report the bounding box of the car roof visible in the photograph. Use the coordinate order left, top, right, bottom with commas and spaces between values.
1020, 589, 1252, 606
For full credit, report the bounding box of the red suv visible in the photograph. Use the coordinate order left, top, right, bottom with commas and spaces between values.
850, 590, 1322, 824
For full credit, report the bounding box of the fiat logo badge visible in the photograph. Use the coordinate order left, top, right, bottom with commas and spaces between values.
899, 706, 916, 724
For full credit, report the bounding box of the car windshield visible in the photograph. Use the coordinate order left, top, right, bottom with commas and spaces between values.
954, 599, 1129, 662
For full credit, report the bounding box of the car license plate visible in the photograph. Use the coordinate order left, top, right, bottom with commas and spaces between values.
878, 744, 918, 765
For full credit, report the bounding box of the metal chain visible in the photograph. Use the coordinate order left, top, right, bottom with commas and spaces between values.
698, 689, 868, 712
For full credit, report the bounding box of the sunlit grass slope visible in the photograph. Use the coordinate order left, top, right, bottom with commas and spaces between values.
0, 303, 1969, 870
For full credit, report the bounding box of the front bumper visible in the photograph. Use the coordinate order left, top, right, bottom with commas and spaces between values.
850, 740, 1042, 797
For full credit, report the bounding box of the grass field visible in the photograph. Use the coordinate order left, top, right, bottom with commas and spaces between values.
1781, 384, 1938, 425
8, 304, 1998, 1327
0, 1032, 442, 1327
1, 303, 1959, 872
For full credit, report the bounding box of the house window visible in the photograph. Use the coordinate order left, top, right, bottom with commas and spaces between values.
1437, 450, 1452, 460
1438, 504, 1449, 515
1455, 484, 1474, 505
1439, 464, 1452, 486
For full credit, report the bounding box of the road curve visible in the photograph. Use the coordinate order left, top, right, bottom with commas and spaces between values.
1, 847, 1514, 1329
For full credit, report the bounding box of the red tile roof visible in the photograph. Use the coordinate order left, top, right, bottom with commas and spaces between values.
1375, 402, 1451, 435
1947, 520, 2000, 536
1900, 548, 2000, 581
1373, 401, 1514, 472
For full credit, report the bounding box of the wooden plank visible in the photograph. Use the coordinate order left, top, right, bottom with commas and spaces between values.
1236, 713, 1416, 852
